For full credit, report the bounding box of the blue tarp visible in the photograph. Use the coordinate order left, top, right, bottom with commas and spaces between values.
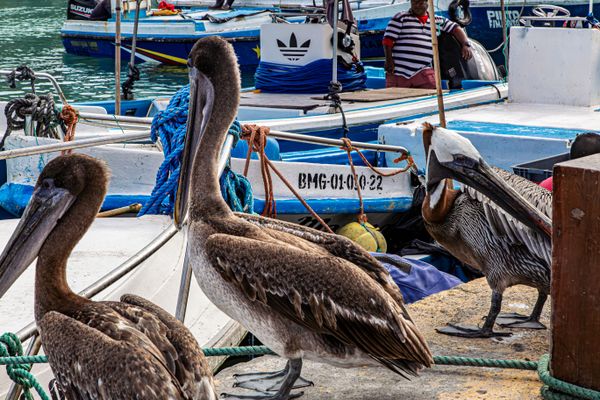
372, 253, 462, 304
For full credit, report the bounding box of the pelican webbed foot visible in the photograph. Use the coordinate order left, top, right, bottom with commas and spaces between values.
234, 365, 313, 392
222, 359, 308, 400
495, 313, 546, 329
436, 323, 512, 338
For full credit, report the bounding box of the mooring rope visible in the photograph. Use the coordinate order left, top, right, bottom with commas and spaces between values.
0, 333, 49, 400
5, 65, 36, 93
1, 93, 60, 149
2, 343, 598, 400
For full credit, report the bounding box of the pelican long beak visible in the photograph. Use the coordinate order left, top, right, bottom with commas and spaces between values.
427, 150, 552, 237
0, 181, 75, 298
174, 66, 215, 227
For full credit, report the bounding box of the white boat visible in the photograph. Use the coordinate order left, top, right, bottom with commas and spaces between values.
379, 23, 600, 178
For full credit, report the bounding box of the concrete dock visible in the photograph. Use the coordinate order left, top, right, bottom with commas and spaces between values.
216, 278, 550, 399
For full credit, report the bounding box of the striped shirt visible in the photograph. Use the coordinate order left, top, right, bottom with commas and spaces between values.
384, 11, 457, 78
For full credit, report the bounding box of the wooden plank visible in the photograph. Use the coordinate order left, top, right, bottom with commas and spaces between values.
313, 87, 440, 103
551, 153, 600, 391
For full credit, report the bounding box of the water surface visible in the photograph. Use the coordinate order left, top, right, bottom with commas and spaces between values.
0, 0, 252, 103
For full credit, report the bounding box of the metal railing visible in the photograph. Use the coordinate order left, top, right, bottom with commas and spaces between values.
0, 70, 68, 105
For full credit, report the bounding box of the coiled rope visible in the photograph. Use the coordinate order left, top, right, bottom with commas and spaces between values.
1, 94, 60, 149
2, 343, 598, 400
254, 59, 366, 94
0, 333, 49, 400
139, 84, 251, 216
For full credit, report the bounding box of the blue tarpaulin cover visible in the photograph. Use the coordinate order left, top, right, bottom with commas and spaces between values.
372, 253, 462, 304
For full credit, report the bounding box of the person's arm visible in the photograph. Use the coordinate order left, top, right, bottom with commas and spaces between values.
383, 15, 401, 74
383, 40, 395, 74
452, 26, 473, 60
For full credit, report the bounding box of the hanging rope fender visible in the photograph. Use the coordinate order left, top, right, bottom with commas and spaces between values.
241, 124, 335, 233
1, 344, 598, 400
6, 65, 36, 93
59, 105, 78, 155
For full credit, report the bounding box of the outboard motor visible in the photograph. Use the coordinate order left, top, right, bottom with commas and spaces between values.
441, 0, 501, 89
438, 33, 502, 89
67, 0, 111, 21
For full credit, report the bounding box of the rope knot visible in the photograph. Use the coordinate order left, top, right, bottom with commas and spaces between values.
59, 105, 78, 155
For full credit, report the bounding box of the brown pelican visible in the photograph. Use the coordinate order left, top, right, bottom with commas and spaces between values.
421, 122, 552, 338
0, 154, 217, 399
176, 37, 433, 399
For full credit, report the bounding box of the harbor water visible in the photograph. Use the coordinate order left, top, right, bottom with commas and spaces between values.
0, 0, 255, 103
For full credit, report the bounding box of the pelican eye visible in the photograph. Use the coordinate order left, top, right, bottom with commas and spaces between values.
453, 155, 476, 168
41, 179, 55, 190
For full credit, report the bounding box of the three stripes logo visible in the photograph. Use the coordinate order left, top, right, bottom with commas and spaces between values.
277, 33, 311, 61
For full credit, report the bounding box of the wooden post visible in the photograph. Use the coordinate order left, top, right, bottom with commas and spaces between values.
427, 0, 446, 128
551, 153, 600, 391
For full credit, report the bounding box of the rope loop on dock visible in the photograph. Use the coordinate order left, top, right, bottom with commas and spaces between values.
1, 340, 599, 399
0, 333, 49, 400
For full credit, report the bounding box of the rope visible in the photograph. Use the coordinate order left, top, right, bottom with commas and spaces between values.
122, 63, 140, 101
254, 59, 366, 94
241, 124, 276, 217
220, 167, 255, 213
241, 124, 334, 233
59, 105, 78, 155
138, 84, 245, 216
339, 138, 416, 225
1, 342, 599, 399
6, 65, 36, 93
325, 80, 349, 137
1, 93, 60, 149
0, 333, 49, 400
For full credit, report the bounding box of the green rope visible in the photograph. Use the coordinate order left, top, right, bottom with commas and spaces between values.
0, 333, 49, 400
3, 342, 600, 400
537, 354, 600, 400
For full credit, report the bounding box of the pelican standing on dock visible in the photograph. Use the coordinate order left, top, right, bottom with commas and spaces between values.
0, 154, 217, 399
421, 123, 552, 338
177, 37, 433, 399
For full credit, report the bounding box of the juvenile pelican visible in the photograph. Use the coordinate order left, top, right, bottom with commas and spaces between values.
0, 154, 217, 399
177, 37, 433, 399
421, 123, 552, 338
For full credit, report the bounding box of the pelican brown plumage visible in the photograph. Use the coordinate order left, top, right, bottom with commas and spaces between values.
176, 37, 433, 399
421, 122, 552, 338
0, 154, 217, 399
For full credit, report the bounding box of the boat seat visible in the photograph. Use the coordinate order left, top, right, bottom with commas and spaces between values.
146, 98, 172, 118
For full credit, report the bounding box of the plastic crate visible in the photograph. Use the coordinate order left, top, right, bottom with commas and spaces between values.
512, 153, 569, 183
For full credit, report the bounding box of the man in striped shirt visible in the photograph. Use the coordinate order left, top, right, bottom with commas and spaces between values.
383, 0, 472, 88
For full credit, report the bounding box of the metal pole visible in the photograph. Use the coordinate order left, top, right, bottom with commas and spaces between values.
500, 0, 507, 68
269, 129, 410, 154
115, 1, 122, 115
427, 0, 446, 127
129, 0, 142, 69
0, 70, 68, 105
78, 112, 153, 125
0, 132, 150, 160
331, 0, 339, 85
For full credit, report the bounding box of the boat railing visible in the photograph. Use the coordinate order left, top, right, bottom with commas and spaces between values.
0, 70, 68, 105
519, 16, 589, 27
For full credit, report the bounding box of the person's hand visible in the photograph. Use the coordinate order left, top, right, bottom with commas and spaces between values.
461, 44, 473, 60
384, 59, 394, 74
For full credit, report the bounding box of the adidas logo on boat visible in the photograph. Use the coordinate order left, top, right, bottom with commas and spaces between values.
277, 33, 311, 61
